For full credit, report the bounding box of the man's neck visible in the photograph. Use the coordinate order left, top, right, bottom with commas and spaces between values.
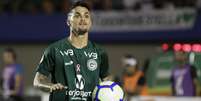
178, 62, 186, 69
5, 61, 16, 66
68, 32, 88, 49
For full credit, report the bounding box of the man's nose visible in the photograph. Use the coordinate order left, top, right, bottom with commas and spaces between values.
80, 17, 86, 23
80, 16, 85, 21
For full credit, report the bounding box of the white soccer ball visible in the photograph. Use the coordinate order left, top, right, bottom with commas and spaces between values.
92, 81, 124, 101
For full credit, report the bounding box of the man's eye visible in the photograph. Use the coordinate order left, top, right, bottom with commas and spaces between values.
85, 15, 89, 18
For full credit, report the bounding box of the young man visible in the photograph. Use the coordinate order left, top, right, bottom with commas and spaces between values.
33, 1, 110, 101
171, 51, 198, 96
1, 48, 24, 101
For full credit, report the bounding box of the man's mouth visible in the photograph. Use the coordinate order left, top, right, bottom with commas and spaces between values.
79, 24, 86, 26
79, 22, 87, 25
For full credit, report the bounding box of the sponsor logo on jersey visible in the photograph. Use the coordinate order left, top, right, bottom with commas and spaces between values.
65, 61, 73, 66
87, 59, 98, 71
60, 49, 74, 56
84, 51, 97, 59
75, 74, 85, 90
66, 89, 91, 101
66, 74, 92, 100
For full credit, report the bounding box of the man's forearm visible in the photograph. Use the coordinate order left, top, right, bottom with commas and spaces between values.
34, 72, 66, 93
33, 72, 53, 92
12, 74, 23, 95
194, 79, 200, 96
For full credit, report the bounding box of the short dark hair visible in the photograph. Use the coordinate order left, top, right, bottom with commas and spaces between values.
70, 1, 91, 11
4, 48, 17, 60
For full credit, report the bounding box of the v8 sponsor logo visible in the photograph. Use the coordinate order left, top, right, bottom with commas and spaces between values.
84, 51, 97, 59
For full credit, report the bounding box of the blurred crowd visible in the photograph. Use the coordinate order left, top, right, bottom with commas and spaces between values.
0, 0, 198, 15
118, 51, 200, 100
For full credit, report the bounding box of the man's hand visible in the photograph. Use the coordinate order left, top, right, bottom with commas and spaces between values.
49, 83, 67, 92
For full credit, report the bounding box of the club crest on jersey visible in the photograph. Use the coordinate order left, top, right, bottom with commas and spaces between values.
87, 59, 97, 71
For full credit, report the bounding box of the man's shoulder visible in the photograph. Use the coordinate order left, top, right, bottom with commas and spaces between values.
49, 38, 66, 48
90, 41, 106, 53
43, 38, 67, 54
90, 42, 109, 57
47, 38, 69, 49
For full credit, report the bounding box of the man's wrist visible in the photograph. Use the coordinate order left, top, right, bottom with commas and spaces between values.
49, 86, 53, 93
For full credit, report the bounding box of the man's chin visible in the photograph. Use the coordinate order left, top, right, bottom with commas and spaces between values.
78, 29, 88, 35
72, 28, 88, 36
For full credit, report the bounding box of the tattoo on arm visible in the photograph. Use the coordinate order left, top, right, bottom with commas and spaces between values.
33, 72, 53, 92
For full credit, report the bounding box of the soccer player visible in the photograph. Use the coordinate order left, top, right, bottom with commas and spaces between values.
33, 1, 110, 101
1, 48, 24, 101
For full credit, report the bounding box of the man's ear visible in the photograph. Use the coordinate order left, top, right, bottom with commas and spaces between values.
67, 12, 72, 26
67, 19, 70, 26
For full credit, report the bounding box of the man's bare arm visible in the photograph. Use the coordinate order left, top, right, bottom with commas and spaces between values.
11, 74, 23, 95
33, 72, 65, 92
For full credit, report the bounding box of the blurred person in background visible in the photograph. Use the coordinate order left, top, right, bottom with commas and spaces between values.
60, 0, 70, 14
102, 0, 112, 11
93, 0, 112, 10
122, 54, 148, 101
1, 48, 24, 101
170, 51, 198, 96
123, 0, 142, 10
42, 0, 55, 15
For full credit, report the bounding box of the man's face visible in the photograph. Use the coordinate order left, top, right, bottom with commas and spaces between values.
174, 51, 186, 63
2, 52, 15, 65
68, 6, 92, 35
125, 66, 136, 75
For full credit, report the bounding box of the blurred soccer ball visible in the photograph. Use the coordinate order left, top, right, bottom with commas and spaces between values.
92, 81, 124, 101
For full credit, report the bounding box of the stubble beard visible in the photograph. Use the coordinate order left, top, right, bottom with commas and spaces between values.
72, 28, 88, 36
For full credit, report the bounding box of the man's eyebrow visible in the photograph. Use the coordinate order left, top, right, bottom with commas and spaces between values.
74, 12, 80, 15
74, 11, 90, 15
84, 12, 89, 14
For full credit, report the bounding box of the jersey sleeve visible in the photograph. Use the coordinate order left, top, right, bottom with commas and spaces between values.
35, 47, 55, 76
99, 49, 110, 80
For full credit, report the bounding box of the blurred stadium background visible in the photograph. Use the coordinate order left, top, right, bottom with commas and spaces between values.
0, 0, 201, 101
